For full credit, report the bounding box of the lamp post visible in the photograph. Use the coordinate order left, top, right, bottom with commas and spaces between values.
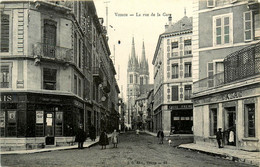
138, 101, 143, 130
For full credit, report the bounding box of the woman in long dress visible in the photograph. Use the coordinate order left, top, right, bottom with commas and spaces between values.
111, 129, 119, 148
99, 130, 109, 149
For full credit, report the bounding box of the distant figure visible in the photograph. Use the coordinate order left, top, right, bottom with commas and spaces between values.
157, 129, 164, 144
216, 128, 223, 148
136, 129, 140, 135
111, 129, 119, 148
229, 129, 235, 145
75, 124, 86, 149
99, 130, 109, 149
89, 124, 96, 141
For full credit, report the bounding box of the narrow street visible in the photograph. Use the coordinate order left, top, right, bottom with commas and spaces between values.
1, 132, 255, 167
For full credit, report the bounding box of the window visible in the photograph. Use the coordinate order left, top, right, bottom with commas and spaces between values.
74, 33, 78, 64
208, 62, 214, 87
244, 11, 260, 41
0, 14, 10, 52
7, 110, 17, 137
213, 14, 232, 46
207, 0, 215, 7
135, 74, 138, 83
0, 65, 10, 88
171, 86, 178, 101
184, 39, 192, 55
43, 20, 57, 58
184, 62, 192, 78
184, 85, 192, 100
79, 40, 82, 68
210, 109, 217, 136
245, 104, 255, 137
171, 42, 178, 49
43, 68, 57, 90
171, 42, 178, 57
140, 77, 143, 85
130, 74, 133, 83
74, 75, 77, 94
78, 78, 82, 97
171, 63, 179, 79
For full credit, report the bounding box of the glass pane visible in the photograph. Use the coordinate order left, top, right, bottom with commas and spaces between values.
245, 30, 251, 40
216, 27, 221, 35
224, 35, 229, 43
208, 63, 213, 71
224, 17, 229, 25
245, 12, 251, 21
217, 36, 221, 44
216, 18, 221, 26
224, 26, 229, 34
245, 22, 251, 30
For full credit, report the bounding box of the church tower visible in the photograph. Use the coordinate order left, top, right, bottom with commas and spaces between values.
139, 41, 149, 85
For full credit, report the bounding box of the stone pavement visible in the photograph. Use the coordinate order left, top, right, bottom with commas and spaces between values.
178, 143, 260, 166
0, 134, 112, 155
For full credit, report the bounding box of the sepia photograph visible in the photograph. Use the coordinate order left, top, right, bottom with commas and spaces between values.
0, 0, 259, 166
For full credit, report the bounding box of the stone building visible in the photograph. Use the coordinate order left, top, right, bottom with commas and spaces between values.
192, 0, 260, 151
0, 0, 119, 150
152, 14, 193, 134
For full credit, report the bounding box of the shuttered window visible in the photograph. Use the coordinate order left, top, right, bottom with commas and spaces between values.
43, 68, 57, 90
1, 14, 10, 52
171, 86, 178, 101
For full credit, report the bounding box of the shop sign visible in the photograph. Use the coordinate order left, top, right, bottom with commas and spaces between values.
0, 112, 5, 128
168, 104, 193, 110
8, 111, 16, 123
0, 95, 12, 102
36, 111, 44, 124
222, 91, 242, 101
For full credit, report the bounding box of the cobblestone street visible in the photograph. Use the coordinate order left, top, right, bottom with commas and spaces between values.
1, 132, 256, 167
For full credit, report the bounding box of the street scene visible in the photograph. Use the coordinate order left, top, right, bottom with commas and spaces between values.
1, 132, 256, 167
0, 0, 260, 166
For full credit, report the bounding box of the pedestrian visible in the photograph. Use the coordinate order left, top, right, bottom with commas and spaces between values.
216, 128, 223, 148
75, 124, 86, 149
89, 124, 96, 141
111, 129, 119, 148
99, 130, 109, 149
157, 129, 164, 144
229, 128, 235, 146
136, 129, 140, 135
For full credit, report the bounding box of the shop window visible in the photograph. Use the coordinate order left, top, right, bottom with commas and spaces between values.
210, 108, 217, 136
43, 68, 57, 90
171, 63, 179, 79
171, 85, 179, 101
7, 110, 16, 137
245, 104, 255, 137
0, 65, 10, 88
184, 85, 192, 100
184, 62, 192, 78
184, 39, 192, 55
0, 14, 10, 52
213, 13, 233, 46
55, 112, 63, 136
244, 11, 260, 41
36, 111, 44, 137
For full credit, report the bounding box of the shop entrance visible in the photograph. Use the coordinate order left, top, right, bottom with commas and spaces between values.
225, 107, 236, 146
45, 112, 55, 145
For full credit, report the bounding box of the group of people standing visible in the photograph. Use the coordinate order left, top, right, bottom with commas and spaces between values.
216, 127, 236, 148
75, 124, 119, 150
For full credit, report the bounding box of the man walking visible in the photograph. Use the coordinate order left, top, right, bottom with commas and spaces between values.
216, 128, 223, 148
157, 129, 164, 144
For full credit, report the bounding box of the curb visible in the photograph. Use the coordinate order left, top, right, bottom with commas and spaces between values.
177, 146, 259, 166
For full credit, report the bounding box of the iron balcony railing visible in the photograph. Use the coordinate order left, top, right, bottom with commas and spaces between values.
92, 67, 103, 82
194, 42, 260, 93
32, 43, 73, 62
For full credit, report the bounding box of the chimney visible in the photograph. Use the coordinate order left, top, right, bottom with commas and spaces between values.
168, 14, 172, 26
165, 24, 169, 30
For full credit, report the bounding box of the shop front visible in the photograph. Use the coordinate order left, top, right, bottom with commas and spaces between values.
0, 92, 84, 150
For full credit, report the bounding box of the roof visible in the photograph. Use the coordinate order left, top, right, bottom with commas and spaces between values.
163, 16, 192, 34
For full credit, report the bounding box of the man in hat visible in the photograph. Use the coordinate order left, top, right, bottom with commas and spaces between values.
216, 128, 223, 148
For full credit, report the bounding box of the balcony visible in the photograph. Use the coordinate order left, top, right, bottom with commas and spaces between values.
194, 42, 260, 93
92, 67, 103, 83
32, 43, 73, 62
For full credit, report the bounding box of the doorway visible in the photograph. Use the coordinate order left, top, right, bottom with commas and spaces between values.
225, 107, 236, 146
45, 112, 55, 145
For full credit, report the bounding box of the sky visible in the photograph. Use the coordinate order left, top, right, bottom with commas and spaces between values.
93, 0, 193, 100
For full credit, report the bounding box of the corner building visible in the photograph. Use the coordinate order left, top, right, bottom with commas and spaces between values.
152, 15, 193, 134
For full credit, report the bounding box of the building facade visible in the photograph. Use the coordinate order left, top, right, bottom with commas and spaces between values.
126, 38, 150, 129
0, 0, 119, 150
192, 0, 260, 151
152, 15, 193, 134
